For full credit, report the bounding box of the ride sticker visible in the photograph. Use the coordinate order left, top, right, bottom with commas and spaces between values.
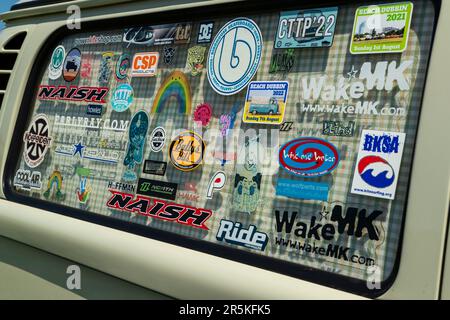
275, 7, 338, 49
242, 81, 289, 125
351, 130, 406, 200
350, 2, 413, 54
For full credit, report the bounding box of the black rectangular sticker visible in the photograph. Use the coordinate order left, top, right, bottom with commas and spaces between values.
143, 160, 167, 176
137, 178, 178, 201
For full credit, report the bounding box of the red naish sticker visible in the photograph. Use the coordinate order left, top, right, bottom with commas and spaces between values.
37, 85, 109, 103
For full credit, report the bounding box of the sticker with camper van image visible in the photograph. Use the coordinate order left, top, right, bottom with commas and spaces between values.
350, 2, 413, 54
242, 81, 289, 125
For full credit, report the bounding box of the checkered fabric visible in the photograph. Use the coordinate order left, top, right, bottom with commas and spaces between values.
14, 0, 435, 284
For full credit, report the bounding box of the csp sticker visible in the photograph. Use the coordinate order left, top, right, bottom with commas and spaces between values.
207, 18, 263, 96
279, 137, 339, 177
48, 45, 65, 80
275, 7, 338, 49
63, 48, 81, 82
351, 129, 406, 200
131, 52, 159, 77
350, 2, 413, 54
169, 131, 205, 171
243, 81, 289, 125
23, 114, 52, 168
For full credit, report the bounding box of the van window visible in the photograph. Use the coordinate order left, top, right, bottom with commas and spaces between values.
5, 0, 437, 296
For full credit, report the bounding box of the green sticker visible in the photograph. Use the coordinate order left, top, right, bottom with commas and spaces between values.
350, 2, 413, 54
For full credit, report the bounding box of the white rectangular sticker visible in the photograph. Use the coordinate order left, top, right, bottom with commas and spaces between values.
351, 129, 406, 200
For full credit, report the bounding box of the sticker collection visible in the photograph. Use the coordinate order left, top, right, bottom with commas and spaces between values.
15, 1, 432, 284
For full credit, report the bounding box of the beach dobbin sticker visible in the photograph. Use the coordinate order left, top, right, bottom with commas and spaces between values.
169, 131, 205, 171
23, 114, 52, 168
279, 137, 339, 177
207, 18, 263, 96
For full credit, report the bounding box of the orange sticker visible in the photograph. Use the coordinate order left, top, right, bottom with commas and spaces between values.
131, 52, 159, 77
169, 131, 205, 171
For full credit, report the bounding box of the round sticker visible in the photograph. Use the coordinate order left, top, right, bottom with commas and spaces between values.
169, 131, 205, 171
111, 83, 134, 112
63, 48, 81, 82
23, 114, 52, 168
193, 103, 212, 126
48, 45, 65, 80
116, 54, 131, 80
150, 127, 166, 152
207, 18, 263, 96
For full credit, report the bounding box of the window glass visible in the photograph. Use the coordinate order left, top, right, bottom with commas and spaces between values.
7, 0, 436, 295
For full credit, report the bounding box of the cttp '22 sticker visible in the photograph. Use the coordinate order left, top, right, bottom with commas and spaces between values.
279, 137, 339, 177
351, 129, 406, 200
275, 7, 338, 49
23, 114, 52, 168
243, 81, 289, 125
350, 2, 413, 54
123, 110, 149, 181
207, 18, 263, 96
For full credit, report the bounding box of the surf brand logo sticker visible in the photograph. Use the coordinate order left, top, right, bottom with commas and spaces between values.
14, 169, 42, 191
275, 7, 338, 48
86, 104, 103, 116
54, 142, 120, 164
193, 103, 212, 127
150, 127, 165, 152
351, 130, 405, 200
276, 179, 329, 201
187, 45, 206, 76
197, 21, 214, 43
131, 52, 159, 77
350, 2, 413, 54
137, 178, 178, 201
23, 114, 52, 168
111, 83, 133, 112
116, 54, 131, 80
269, 48, 295, 73
123, 110, 149, 181
206, 171, 226, 199
279, 137, 339, 177
37, 85, 109, 103
48, 45, 65, 80
207, 18, 263, 96
76, 176, 91, 209
43, 170, 65, 200
243, 81, 289, 125
63, 48, 81, 82
216, 219, 268, 251
123, 23, 192, 47
169, 131, 205, 172
163, 46, 176, 65
322, 121, 355, 137
143, 160, 167, 176
107, 190, 211, 230
98, 52, 114, 83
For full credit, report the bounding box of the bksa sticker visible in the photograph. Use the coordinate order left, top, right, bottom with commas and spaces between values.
243, 81, 289, 125
350, 2, 413, 54
279, 137, 339, 177
351, 129, 406, 200
275, 7, 338, 49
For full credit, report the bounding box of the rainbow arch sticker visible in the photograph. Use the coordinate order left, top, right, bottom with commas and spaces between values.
151, 71, 192, 114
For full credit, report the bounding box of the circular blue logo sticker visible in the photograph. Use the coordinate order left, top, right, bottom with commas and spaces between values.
207, 18, 263, 96
111, 83, 133, 112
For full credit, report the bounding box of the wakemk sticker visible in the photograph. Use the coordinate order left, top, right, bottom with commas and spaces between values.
351, 129, 406, 200
243, 81, 289, 125
48, 45, 65, 80
276, 179, 329, 201
123, 110, 149, 181
275, 7, 338, 49
207, 18, 263, 96
279, 137, 339, 177
111, 83, 133, 112
350, 2, 413, 54
23, 114, 52, 168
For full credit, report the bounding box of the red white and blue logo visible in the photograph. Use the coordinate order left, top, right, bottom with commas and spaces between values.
279, 137, 339, 177
358, 155, 395, 188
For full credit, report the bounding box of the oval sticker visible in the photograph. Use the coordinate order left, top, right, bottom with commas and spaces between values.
279, 137, 339, 177
169, 131, 205, 171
